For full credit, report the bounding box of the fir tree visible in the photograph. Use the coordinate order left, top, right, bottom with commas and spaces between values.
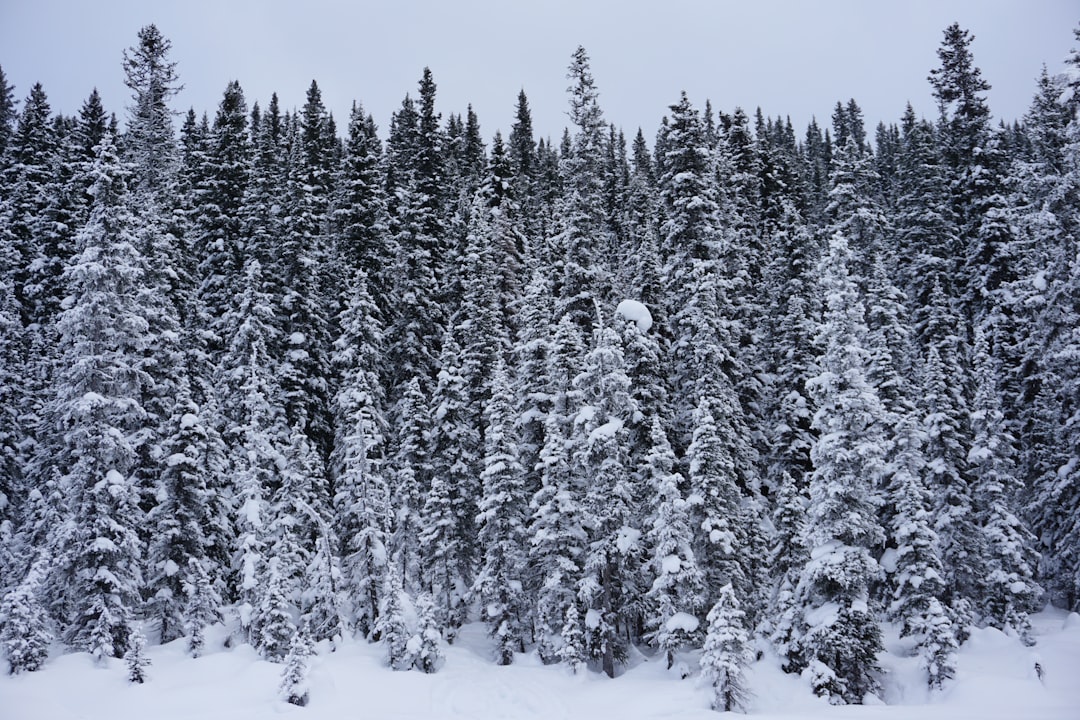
644, 417, 704, 668
54, 134, 149, 661
474, 359, 528, 664
376, 563, 412, 670
0, 558, 52, 674
124, 626, 150, 684
700, 584, 752, 713
968, 331, 1040, 643
793, 233, 885, 705
412, 592, 444, 673
279, 620, 314, 706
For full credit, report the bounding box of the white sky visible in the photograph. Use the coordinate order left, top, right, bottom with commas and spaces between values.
0, 1, 1075, 145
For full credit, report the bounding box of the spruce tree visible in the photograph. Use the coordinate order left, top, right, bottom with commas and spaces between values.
54, 135, 149, 662
793, 233, 885, 704
474, 359, 528, 664
644, 417, 704, 668
968, 331, 1040, 643
701, 584, 752, 713
279, 620, 314, 706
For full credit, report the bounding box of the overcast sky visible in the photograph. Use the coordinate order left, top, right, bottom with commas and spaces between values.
1, 1, 1076, 145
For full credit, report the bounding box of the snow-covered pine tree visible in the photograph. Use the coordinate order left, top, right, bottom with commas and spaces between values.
334, 104, 392, 319
124, 625, 150, 683
224, 258, 288, 647
700, 584, 752, 713
0, 557, 52, 674
330, 267, 389, 639
643, 417, 704, 669
917, 279, 981, 626
279, 619, 314, 706
553, 47, 610, 338
558, 603, 587, 675
182, 556, 221, 658
275, 81, 337, 466
420, 327, 475, 641
376, 562, 412, 670
194, 80, 251, 360
145, 379, 216, 644
793, 233, 886, 704
390, 376, 430, 591
886, 413, 958, 689
572, 322, 637, 677
122, 24, 180, 204
687, 396, 750, 615
412, 592, 444, 673
474, 358, 528, 664
3, 83, 58, 327
255, 550, 298, 663
53, 133, 149, 662
968, 330, 1040, 644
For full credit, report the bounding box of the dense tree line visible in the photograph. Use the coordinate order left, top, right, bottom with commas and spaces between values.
0, 22, 1078, 708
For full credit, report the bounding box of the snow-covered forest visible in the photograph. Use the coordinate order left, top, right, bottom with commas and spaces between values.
1, 21, 1079, 714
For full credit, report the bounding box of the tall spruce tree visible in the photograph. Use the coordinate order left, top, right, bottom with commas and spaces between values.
792, 233, 885, 704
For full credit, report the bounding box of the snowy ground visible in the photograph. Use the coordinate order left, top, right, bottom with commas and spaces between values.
3, 608, 1078, 720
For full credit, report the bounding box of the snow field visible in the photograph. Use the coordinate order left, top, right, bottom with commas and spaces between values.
3, 607, 1078, 720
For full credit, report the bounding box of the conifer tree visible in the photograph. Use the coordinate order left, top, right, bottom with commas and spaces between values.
0, 558, 52, 674
573, 323, 636, 677
279, 620, 314, 706
885, 414, 958, 688
558, 603, 587, 674
0, 64, 16, 160
644, 417, 704, 668
474, 359, 528, 664
555, 47, 610, 335
330, 267, 389, 638
412, 592, 444, 673
376, 563, 412, 670
183, 556, 221, 658
124, 626, 151, 683
122, 24, 181, 203
54, 134, 149, 661
701, 584, 752, 713
390, 376, 430, 589
968, 331, 1040, 643
793, 234, 885, 704
420, 328, 476, 639
145, 380, 217, 644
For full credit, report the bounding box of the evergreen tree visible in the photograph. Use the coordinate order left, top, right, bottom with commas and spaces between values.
687, 396, 750, 614
700, 584, 752, 713
793, 233, 885, 704
573, 323, 637, 677
885, 414, 958, 689
123, 626, 150, 684
474, 359, 528, 664
53, 135, 149, 661
968, 331, 1040, 643
644, 417, 704, 668
375, 562, 412, 670
122, 24, 181, 205
183, 556, 221, 658
412, 592, 444, 673
420, 328, 476, 639
145, 381, 217, 644
279, 620, 314, 706
330, 268, 389, 638
554, 47, 610, 335
558, 603, 587, 674
0, 64, 16, 161
0, 558, 52, 674
390, 376, 430, 589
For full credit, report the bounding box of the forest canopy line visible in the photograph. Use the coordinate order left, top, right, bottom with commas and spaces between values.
0, 20, 1078, 709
